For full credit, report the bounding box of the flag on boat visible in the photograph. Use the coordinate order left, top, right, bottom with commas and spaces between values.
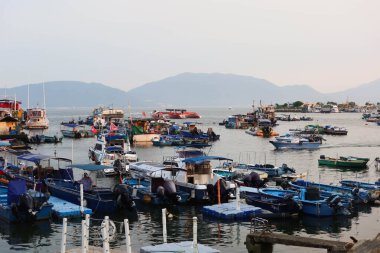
110, 123, 118, 131
142, 111, 147, 117
91, 126, 98, 134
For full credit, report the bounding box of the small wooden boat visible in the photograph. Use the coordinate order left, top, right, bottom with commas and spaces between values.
240, 187, 300, 214
340, 180, 380, 200
28, 134, 63, 144
290, 179, 372, 204
318, 155, 369, 168
257, 187, 350, 216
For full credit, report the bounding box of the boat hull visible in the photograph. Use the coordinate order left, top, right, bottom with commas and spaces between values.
270, 141, 320, 150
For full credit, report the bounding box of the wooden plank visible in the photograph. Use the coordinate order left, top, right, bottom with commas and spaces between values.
246, 232, 353, 253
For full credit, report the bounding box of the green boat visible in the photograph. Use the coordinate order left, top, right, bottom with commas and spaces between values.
318, 155, 369, 168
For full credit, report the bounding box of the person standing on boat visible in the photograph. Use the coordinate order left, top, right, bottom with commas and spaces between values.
78, 172, 93, 191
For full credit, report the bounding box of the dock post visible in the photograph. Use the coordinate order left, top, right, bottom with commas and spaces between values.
85, 214, 90, 252
193, 217, 198, 253
61, 218, 67, 253
217, 179, 221, 205
162, 208, 167, 243
81, 219, 87, 253
124, 219, 132, 253
236, 186, 240, 211
80, 184, 84, 215
103, 216, 110, 253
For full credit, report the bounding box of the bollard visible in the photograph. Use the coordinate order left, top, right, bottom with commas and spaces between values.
61, 218, 67, 253
236, 186, 240, 211
103, 216, 110, 253
193, 217, 198, 253
85, 214, 90, 252
162, 208, 167, 243
81, 219, 87, 253
124, 219, 132, 253
80, 184, 84, 215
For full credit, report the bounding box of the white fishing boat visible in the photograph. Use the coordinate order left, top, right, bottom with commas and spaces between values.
25, 108, 49, 129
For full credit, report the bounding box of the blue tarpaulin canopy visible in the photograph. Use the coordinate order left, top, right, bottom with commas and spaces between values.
105, 146, 123, 152
17, 153, 52, 162
63, 123, 80, 128
70, 164, 113, 171
182, 156, 233, 164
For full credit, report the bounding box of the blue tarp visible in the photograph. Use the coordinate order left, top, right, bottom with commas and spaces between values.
182, 156, 233, 164
7, 180, 27, 205
69, 164, 113, 171
0, 142, 10, 147
17, 153, 52, 163
62, 123, 80, 128
106, 146, 123, 152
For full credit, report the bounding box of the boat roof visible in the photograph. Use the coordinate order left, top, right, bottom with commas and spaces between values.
106, 146, 123, 152
0, 141, 11, 147
69, 164, 112, 171
17, 153, 52, 162
17, 153, 72, 163
182, 156, 233, 164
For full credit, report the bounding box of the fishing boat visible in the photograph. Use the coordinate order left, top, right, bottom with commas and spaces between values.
88, 133, 137, 173
123, 174, 190, 206
28, 134, 63, 144
340, 180, 380, 200
257, 187, 350, 216
61, 124, 94, 138
240, 186, 300, 214
25, 108, 49, 129
151, 109, 201, 119
44, 164, 135, 213
246, 163, 296, 177
245, 127, 279, 137
0, 180, 53, 222
323, 125, 348, 135
129, 156, 236, 204
4, 153, 73, 192
289, 179, 372, 204
318, 155, 369, 169
269, 136, 322, 150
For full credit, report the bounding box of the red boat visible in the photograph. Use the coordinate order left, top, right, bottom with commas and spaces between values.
152, 109, 201, 119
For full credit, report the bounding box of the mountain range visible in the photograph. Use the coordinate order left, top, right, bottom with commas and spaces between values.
2, 73, 379, 108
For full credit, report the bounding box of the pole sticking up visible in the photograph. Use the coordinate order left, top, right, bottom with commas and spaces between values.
60, 218, 68, 253
124, 219, 132, 253
162, 208, 167, 243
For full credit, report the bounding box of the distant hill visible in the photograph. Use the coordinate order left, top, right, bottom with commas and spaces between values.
4, 81, 133, 108
125, 73, 325, 107
327, 79, 380, 104
3, 73, 379, 107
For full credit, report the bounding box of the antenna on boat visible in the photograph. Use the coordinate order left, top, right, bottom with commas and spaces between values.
27, 83, 30, 109
43, 82, 46, 109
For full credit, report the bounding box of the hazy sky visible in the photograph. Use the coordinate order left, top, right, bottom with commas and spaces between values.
0, 0, 379, 93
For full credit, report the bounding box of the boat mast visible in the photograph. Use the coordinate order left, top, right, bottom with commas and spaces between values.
43, 82, 46, 110
27, 83, 30, 109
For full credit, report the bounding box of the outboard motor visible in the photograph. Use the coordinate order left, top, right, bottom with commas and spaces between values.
208, 178, 230, 204
352, 187, 370, 203
243, 172, 264, 188
326, 195, 350, 215
163, 179, 181, 203
114, 184, 136, 211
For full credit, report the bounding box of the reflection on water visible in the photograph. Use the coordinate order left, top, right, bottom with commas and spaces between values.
0, 108, 380, 252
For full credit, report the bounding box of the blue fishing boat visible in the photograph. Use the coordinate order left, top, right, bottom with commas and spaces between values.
290, 179, 372, 204
258, 187, 350, 216
0, 180, 53, 222
123, 177, 190, 205
340, 180, 380, 200
44, 164, 135, 213
269, 136, 322, 150
240, 187, 300, 214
